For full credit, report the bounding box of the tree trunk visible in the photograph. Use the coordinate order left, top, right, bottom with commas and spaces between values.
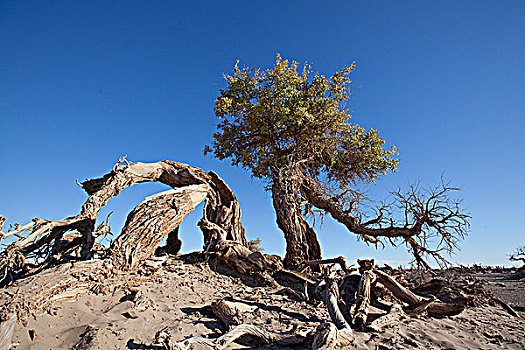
165, 227, 182, 255
271, 172, 321, 269
199, 171, 248, 248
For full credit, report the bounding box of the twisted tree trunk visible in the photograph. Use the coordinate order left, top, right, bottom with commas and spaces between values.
199, 171, 247, 248
272, 171, 321, 270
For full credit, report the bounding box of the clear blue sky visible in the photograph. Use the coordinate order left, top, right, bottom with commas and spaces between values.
1, 1, 523, 266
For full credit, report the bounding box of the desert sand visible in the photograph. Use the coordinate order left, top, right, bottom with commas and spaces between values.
4, 253, 524, 350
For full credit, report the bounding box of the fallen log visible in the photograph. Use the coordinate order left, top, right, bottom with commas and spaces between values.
155, 323, 311, 350
374, 268, 421, 306
211, 299, 257, 328
367, 303, 406, 332
426, 302, 465, 316
311, 322, 355, 350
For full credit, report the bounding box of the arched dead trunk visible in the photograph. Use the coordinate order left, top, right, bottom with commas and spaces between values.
0, 159, 249, 278
109, 185, 209, 271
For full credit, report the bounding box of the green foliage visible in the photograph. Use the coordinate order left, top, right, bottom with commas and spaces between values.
206, 54, 398, 190
247, 237, 264, 253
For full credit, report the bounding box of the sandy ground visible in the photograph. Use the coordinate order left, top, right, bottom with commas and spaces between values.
7, 256, 525, 349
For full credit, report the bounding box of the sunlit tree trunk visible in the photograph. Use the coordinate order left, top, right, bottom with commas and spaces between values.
272, 171, 321, 269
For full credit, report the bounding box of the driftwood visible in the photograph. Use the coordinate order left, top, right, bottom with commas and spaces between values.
302, 256, 352, 273
211, 299, 257, 328
155, 323, 311, 350
325, 276, 350, 330
374, 269, 469, 317
0, 313, 16, 350
312, 275, 355, 349
374, 268, 421, 305
426, 302, 465, 316
311, 322, 355, 350
353, 270, 376, 329
368, 304, 406, 332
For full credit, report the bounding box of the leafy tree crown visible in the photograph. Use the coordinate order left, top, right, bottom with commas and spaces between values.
206, 54, 398, 189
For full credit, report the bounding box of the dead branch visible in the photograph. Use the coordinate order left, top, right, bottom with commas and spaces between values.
373, 268, 421, 305
509, 246, 525, 266
325, 276, 350, 330
301, 176, 470, 268
301, 256, 352, 273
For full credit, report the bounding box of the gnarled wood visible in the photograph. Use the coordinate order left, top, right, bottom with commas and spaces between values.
211, 299, 257, 328
426, 302, 465, 316
109, 185, 209, 271
312, 322, 355, 350
374, 268, 421, 306
155, 324, 311, 350
1, 160, 211, 279
199, 171, 247, 248
325, 276, 350, 330
367, 303, 406, 332
272, 170, 321, 270
353, 270, 376, 329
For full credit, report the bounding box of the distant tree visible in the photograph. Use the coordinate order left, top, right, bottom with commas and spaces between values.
509, 246, 525, 268
247, 237, 264, 253
207, 55, 470, 269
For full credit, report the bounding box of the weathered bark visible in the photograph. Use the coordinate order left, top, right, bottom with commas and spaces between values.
211, 299, 257, 328
374, 269, 421, 306
426, 302, 465, 316
1, 160, 211, 278
353, 270, 376, 329
0, 313, 16, 350
302, 256, 352, 273
325, 276, 350, 330
199, 171, 247, 248
312, 322, 337, 350
155, 324, 311, 350
367, 304, 406, 332
312, 322, 355, 350
109, 185, 209, 271
272, 172, 321, 269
